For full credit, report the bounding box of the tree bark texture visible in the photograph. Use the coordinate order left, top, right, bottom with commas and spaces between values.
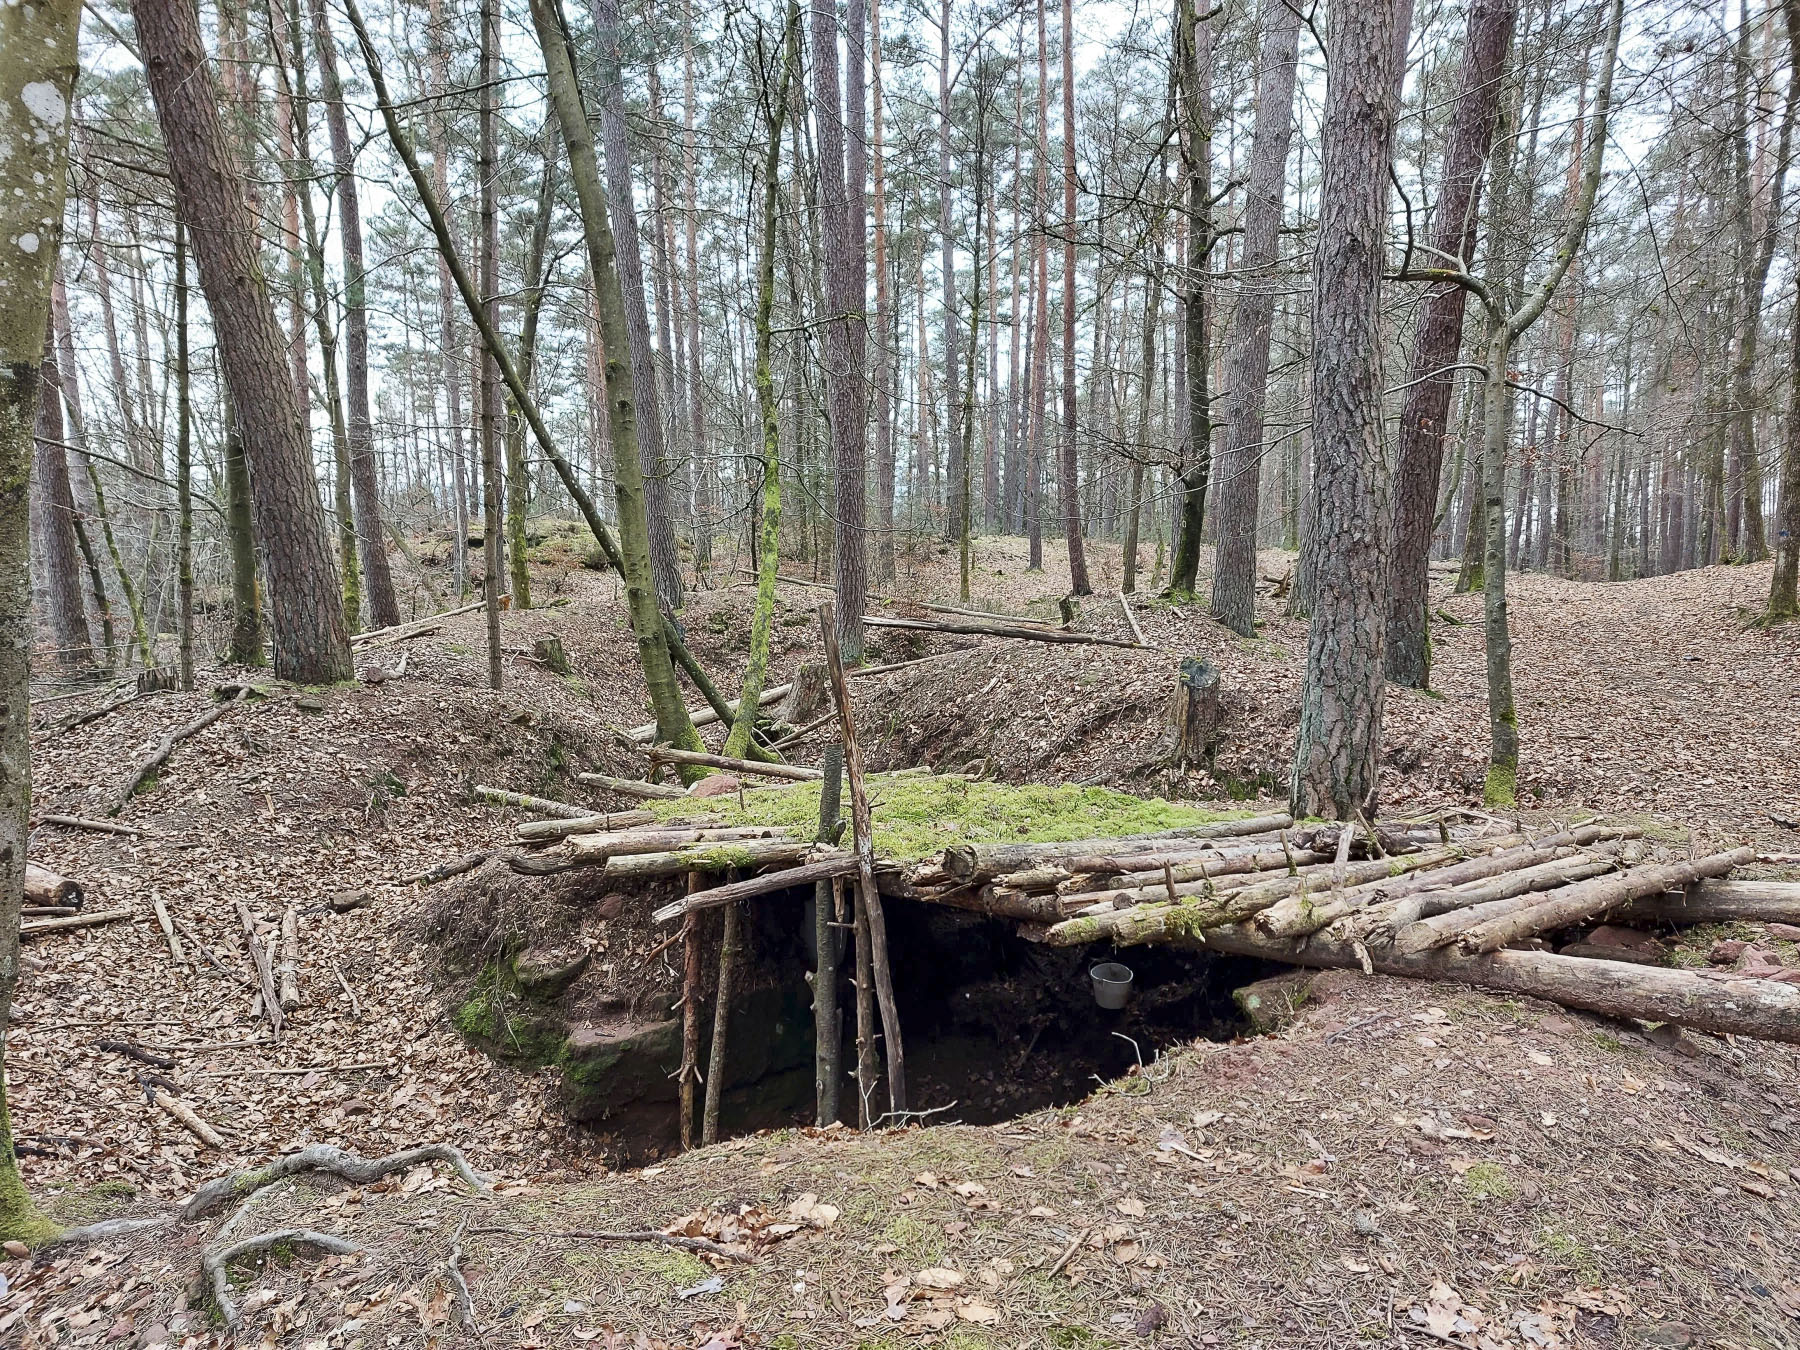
1209, 0, 1301, 636
1058, 0, 1091, 595
811, 0, 869, 662
1289, 0, 1408, 819
135, 0, 351, 683
1385, 0, 1516, 685
1167, 0, 1215, 598
32, 319, 91, 670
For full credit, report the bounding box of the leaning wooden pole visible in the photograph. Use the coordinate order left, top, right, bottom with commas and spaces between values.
818, 601, 908, 1119
701, 897, 741, 1145
678, 873, 702, 1150
813, 744, 845, 1126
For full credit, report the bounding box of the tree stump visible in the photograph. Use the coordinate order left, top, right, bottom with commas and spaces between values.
533, 636, 572, 676
776, 660, 829, 726
1170, 657, 1222, 770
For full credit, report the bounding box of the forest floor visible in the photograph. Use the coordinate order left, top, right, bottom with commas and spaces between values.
7, 532, 1799, 1348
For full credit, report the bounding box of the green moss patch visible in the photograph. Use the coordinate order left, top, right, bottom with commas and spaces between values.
648, 777, 1246, 862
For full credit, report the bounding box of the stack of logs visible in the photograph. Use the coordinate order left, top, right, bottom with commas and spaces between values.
475, 804, 1800, 1046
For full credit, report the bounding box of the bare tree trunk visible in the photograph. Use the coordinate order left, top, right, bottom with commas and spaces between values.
1166, 0, 1215, 598
506, 125, 558, 613
939, 0, 964, 547
870, 0, 897, 582
1289, 0, 1408, 819
1385, 0, 1516, 683
477, 0, 503, 688
135, 0, 351, 683
682, 9, 712, 578
1770, 276, 1800, 619
1026, 0, 1052, 572
0, 0, 80, 1240
810, 0, 870, 662
1058, 0, 1091, 595
1209, 0, 1302, 635
428, 0, 469, 599
308, 0, 400, 626
175, 223, 195, 691
32, 317, 92, 671
592, 0, 685, 614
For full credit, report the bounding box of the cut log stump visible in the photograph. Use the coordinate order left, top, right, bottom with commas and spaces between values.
1170, 658, 1222, 770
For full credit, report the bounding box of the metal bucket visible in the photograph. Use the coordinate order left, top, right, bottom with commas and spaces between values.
1089, 962, 1134, 1010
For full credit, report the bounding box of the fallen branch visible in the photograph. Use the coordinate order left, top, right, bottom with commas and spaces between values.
154, 1089, 224, 1147
24, 863, 84, 907
349, 599, 483, 646
1116, 591, 1146, 646
473, 785, 591, 818
152, 895, 183, 961
278, 907, 302, 1012
20, 907, 132, 937
624, 682, 792, 744
38, 814, 144, 837
205, 1229, 361, 1328
236, 902, 284, 1039
110, 689, 248, 814
183, 1143, 493, 1219
577, 772, 687, 801
863, 612, 1144, 648
408, 850, 495, 886
652, 855, 861, 923
646, 747, 820, 781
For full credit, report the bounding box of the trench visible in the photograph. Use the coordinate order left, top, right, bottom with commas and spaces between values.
533, 879, 1285, 1162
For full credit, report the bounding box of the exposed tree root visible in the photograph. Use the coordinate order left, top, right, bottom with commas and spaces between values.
45, 1215, 174, 1245
204, 1229, 361, 1328
182, 1143, 492, 1219
468, 1224, 753, 1262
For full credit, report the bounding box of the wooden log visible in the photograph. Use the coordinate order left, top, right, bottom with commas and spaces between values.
236, 903, 284, 1040
862, 612, 1143, 648
24, 863, 83, 907
1082, 845, 1332, 890
1388, 851, 1634, 953
152, 894, 182, 962
110, 689, 247, 814
568, 825, 795, 865
1043, 848, 1467, 948
813, 743, 845, 1127
1174, 923, 1800, 1045
1615, 880, 1800, 926
624, 682, 792, 744
678, 876, 702, 1151
1327, 826, 1638, 943
349, 599, 483, 646
701, 899, 741, 1146
821, 600, 907, 1119
19, 907, 132, 937
604, 838, 817, 879
652, 855, 857, 923
1116, 591, 1146, 646
278, 907, 302, 1012
516, 810, 658, 840
473, 785, 592, 818
577, 773, 687, 801
926, 885, 1066, 924
942, 813, 1295, 880
1169, 658, 1221, 769
408, 851, 494, 886
153, 1090, 225, 1148
39, 814, 144, 837
1452, 848, 1755, 955
646, 747, 822, 781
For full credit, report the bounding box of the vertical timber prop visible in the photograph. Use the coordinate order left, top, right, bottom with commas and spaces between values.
817, 601, 908, 1122
678, 872, 702, 1150
701, 893, 740, 1146
812, 743, 845, 1126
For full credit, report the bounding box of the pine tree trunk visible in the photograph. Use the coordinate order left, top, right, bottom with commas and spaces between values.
869, 0, 897, 582
1167, 0, 1215, 599
939, 0, 964, 547
135, 0, 351, 683
1058, 0, 1091, 595
32, 317, 92, 672
1210, 0, 1302, 635
1289, 0, 1408, 820
810, 0, 870, 662
309, 0, 399, 626
478, 0, 503, 687
1385, 0, 1516, 682
505, 126, 558, 613
175, 223, 196, 691
428, 0, 469, 599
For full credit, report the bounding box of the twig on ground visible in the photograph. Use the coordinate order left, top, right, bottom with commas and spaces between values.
448, 1218, 477, 1329
1047, 1227, 1091, 1279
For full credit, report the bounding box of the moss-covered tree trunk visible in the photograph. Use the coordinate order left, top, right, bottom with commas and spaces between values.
0, 0, 80, 1243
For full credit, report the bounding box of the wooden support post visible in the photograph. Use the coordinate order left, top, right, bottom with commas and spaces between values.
818, 601, 907, 1120
678, 872, 702, 1151
701, 897, 741, 1146
814, 743, 844, 1126
850, 873, 877, 1130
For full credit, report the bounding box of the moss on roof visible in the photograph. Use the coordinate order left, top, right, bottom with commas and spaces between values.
649, 774, 1247, 862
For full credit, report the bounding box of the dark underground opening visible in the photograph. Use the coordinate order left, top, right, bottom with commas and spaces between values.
557, 880, 1288, 1163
